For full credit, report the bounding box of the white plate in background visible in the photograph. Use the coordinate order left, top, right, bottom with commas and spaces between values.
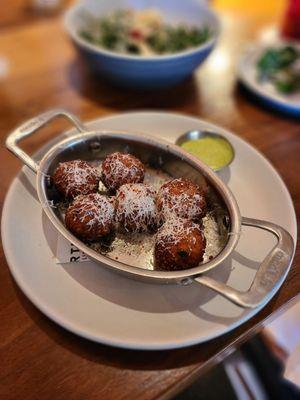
238, 44, 300, 115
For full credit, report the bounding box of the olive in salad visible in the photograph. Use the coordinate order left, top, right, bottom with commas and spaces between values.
256, 45, 300, 94
79, 9, 211, 56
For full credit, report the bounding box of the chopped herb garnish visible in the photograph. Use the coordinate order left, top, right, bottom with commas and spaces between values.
257, 45, 300, 94
178, 250, 188, 258
79, 9, 211, 56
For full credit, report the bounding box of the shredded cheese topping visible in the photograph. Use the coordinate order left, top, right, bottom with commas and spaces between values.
156, 217, 202, 249
158, 177, 206, 220
116, 183, 159, 233
54, 160, 100, 198
101, 152, 145, 191
66, 193, 115, 237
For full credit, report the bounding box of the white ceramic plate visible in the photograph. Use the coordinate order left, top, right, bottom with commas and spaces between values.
238, 44, 300, 115
1, 112, 297, 350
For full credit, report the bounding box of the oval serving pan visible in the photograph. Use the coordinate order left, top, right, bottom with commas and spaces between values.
6, 109, 295, 308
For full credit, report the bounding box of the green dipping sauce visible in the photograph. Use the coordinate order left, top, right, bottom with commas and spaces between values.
181, 137, 234, 170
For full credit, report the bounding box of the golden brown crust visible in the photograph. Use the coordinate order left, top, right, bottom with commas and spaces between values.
65, 193, 115, 241
115, 183, 159, 233
154, 218, 206, 270
53, 160, 100, 200
157, 177, 206, 221
101, 152, 145, 192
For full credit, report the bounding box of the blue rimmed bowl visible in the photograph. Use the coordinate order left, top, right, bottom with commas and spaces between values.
64, 0, 220, 89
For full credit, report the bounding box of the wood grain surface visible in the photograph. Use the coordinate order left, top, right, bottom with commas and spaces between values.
0, 1, 299, 399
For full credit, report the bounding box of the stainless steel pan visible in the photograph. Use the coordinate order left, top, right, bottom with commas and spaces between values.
6, 109, 295, 308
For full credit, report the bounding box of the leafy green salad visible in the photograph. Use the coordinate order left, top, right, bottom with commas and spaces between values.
257, 45, 300, 94
79, 9, 211, 56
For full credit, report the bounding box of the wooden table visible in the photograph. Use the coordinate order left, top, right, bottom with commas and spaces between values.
0, 1, 299, 399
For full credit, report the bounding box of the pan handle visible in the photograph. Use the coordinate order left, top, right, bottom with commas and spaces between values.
6, 108, 86, 173
194, 217, 294, 308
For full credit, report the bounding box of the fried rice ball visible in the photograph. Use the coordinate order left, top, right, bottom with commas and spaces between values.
101, 152, 145, 192
65, 193, 115, 241
115, 183, 159, 233
53, 160, 100, 200
154, 218, 206, 271
157, 177, 206, 221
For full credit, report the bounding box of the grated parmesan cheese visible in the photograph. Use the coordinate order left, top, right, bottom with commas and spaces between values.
115, 183, 159, 233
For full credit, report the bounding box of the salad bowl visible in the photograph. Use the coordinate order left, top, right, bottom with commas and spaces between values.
64, 0, 220, 89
